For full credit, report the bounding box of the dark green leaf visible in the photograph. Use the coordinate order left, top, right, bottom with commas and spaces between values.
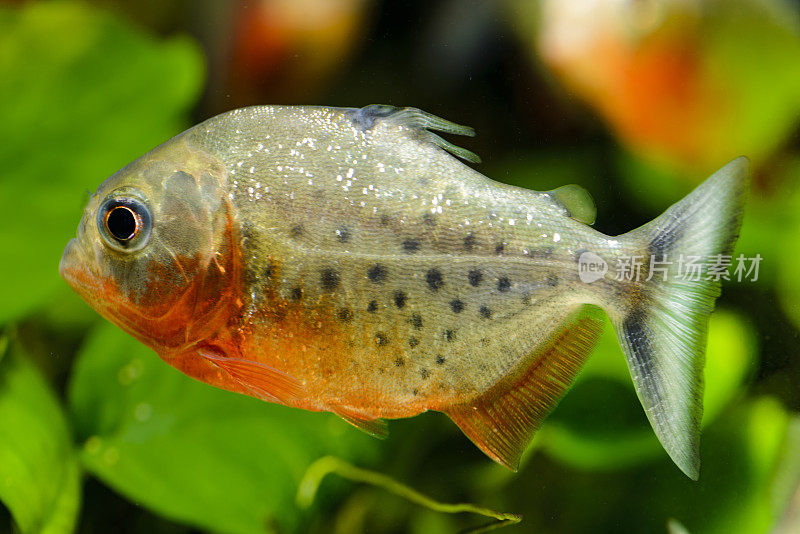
0, 337, 80, 534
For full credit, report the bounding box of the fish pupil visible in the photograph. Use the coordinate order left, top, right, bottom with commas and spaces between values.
106, 206, 137, 241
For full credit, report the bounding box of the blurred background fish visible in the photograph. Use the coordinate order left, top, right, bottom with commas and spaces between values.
1, 1, 799, 533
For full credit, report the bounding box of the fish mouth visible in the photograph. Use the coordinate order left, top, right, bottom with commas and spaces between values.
59, 238, 100, 296
59, 238, 171, 345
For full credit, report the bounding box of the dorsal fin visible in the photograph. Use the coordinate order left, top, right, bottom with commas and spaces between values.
548, 184, 596, 225
445, 306, 603, 470
348, 105, 481, 163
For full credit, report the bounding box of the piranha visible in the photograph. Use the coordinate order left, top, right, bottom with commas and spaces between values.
60, 105, 748, 479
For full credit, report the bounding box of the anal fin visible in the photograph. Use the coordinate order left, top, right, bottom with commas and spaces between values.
445, 306, 603, 470
198, 348, 304, 404
332, 406, 389, 439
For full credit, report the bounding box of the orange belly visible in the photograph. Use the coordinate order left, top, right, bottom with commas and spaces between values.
161, 288, 440, 420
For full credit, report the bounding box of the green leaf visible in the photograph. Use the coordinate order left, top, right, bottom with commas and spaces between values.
702, 309, 758, 423
0, 336, 81, 534
0, 1, 203, 322
68, 323, 381, 534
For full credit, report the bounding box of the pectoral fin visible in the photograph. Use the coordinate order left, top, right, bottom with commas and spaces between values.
445, 306, 603, 470
198, 348, 304, 404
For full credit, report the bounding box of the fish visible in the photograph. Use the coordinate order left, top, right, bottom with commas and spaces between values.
60, 104, 748, 479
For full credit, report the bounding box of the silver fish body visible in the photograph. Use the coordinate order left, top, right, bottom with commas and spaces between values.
190, 106, 617, 397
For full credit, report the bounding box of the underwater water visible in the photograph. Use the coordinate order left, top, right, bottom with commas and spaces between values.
0, 1, 799, 533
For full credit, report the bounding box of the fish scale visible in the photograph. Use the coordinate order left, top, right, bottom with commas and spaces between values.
61, 104, 748, 477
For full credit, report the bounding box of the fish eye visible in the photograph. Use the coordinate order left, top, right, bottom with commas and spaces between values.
97, 194, 152, 252
106, 205, 137, 241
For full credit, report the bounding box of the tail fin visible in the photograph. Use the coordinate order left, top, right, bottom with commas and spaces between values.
612, 157, 749, 479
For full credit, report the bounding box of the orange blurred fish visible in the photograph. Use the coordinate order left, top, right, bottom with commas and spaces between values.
60, 105, 748, 478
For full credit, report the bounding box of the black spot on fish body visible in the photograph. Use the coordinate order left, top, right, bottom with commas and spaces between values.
445, 329, 456, 342
394, 357, 405, 367
264, 262, 276, 280
497, 276, 511, 292
495, 243, 505, 254
290, 287, 303, 301
240, 222, 257, 242
420, 369, 431, 380
426, 269, 444, 291
479, 306, 492, 319
337, 308, 353, 323
289, 225, 304, 238
367, 300, 378, 313
402, 239, 420, 253
409, 313, 423, 329
435, 355, 445, 365
336, 226, 350, 243
409, 337, 419, 348
449, 299, 465, 313
380, 214, 392, 226
463, 233, 477, 252
368, 264, 388, 283
394, 291, 407, 309
422, 213, 435, 226
468, 269, 483, 287
320, 269, 340, 290
547, 275, 559, 287
412, 388, 420, 396
375, 332, 389, 346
